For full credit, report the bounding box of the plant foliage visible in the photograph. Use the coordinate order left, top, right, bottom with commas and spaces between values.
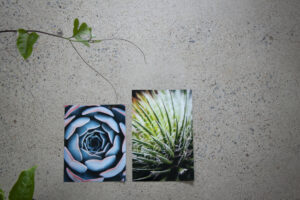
0, 166, 37, 200
132, 90, 194, 181
16, 29, 39, 59
71, 18, 93, 47
15, 18, 97, 59
0, 189, 4, 200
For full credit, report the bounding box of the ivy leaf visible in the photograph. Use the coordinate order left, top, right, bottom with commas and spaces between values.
73, 18, 79, 36
0, 188, 5, 200
71, 18, 92, 47
16, 29, 39, 59
8, 166, 37, 200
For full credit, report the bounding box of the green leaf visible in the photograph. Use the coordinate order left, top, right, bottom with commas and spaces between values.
133, 174, 153, 181
133, 120, 154, 137
133, 167, 162, 172
73, 18, 79, 36
8, 166, 37, 200
71, 18, 92, 47
132, 152, 145, 157
151, 168, 171, 175
132, 139, 154, 149
133, 157, 158, 165
151, 136, 174, 158
0, 188, 5, 200
16, 29, 39, 59
136, 103, 155, 130
157, 154, 172, 165
156, 121, 173, 148
161, 100, 172, 135
141, 147, 164, 157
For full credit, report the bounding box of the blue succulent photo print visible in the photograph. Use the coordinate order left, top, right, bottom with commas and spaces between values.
64, 105, 126, 182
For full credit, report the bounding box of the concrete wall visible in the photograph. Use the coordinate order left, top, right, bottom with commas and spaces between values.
0, 0, 299, 199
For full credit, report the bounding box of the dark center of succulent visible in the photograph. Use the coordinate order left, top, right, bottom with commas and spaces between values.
82, 130, 108, 153
90, 138, 100, 147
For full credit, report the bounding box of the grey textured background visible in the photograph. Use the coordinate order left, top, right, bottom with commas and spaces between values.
0, 0, 300, 199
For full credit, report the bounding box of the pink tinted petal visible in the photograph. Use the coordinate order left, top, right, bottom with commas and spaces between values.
67, 134, 82, 161
66, 167, 84, 182
105, 135, 121, 157
94, 114, 119, 133
65, 105, 80, 119
122, 138, 126, 154
77, 120, 100, 137
119, 123, 126, 153
102, 124, 115, 144
119, 122, 126, 136
66, 168, 104, 182
64, 115, 75, 127
81, 148, 102, 161
100, 153, 126, 179
112, 107, 125, 116
82, 106, 114, 117
83, 177, 104, 182
85, 156, 116, 172
64, 147, 87, 174
65, 117, 90, 140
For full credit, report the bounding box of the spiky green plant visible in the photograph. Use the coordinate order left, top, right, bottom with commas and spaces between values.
132, 90, 193, 181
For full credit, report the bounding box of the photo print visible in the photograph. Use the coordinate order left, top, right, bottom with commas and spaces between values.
132, 90, 194, 181
64, 105, 126, 182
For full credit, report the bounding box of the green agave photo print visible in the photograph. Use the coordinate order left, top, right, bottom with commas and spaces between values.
132, 90, 194, 181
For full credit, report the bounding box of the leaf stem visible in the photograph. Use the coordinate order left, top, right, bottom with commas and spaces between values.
0, 29, 70, 40
69, 41, 118, 102
91, 38, 147, 64
0, 29, 147, 103
0, 30, 146, 63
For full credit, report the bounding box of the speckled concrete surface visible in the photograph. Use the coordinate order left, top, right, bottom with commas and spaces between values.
0, 0, 299, 199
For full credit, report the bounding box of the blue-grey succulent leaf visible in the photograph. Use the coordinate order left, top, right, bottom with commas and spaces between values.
65, 105, 82, 118
87, 178, 105, 182
64, 147, 87, 174
82, 106, 114, 117
119, 123, 126, 136
99, 132, 108, 149
102, 124, 115, 143
94, 114, 120, 133
112, 107, 125, 116
122, 140, 126, 153
119, 123, 126, 153
67, 133, 83, 161
98, 143, 111, 155
66, 167, 83, 182
64, 115, 75, 127
77, 120, 100, 137
65, 117, 90, 140
66, 167, 104, 182
105, 135, 121, 157
100, 153, 126, 178
111, 107, 125, 122
81, 148, 102, 161
85, 156, 116, 172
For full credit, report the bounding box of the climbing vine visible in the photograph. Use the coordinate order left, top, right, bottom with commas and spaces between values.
0, 18, 146, 101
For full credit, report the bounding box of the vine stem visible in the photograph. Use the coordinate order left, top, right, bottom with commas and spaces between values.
0, 29, 147, 102
69, 40, 118, 102
0, 29, 146, 62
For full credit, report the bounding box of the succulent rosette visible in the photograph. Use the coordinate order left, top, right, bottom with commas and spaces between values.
64, 105, 126, 182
